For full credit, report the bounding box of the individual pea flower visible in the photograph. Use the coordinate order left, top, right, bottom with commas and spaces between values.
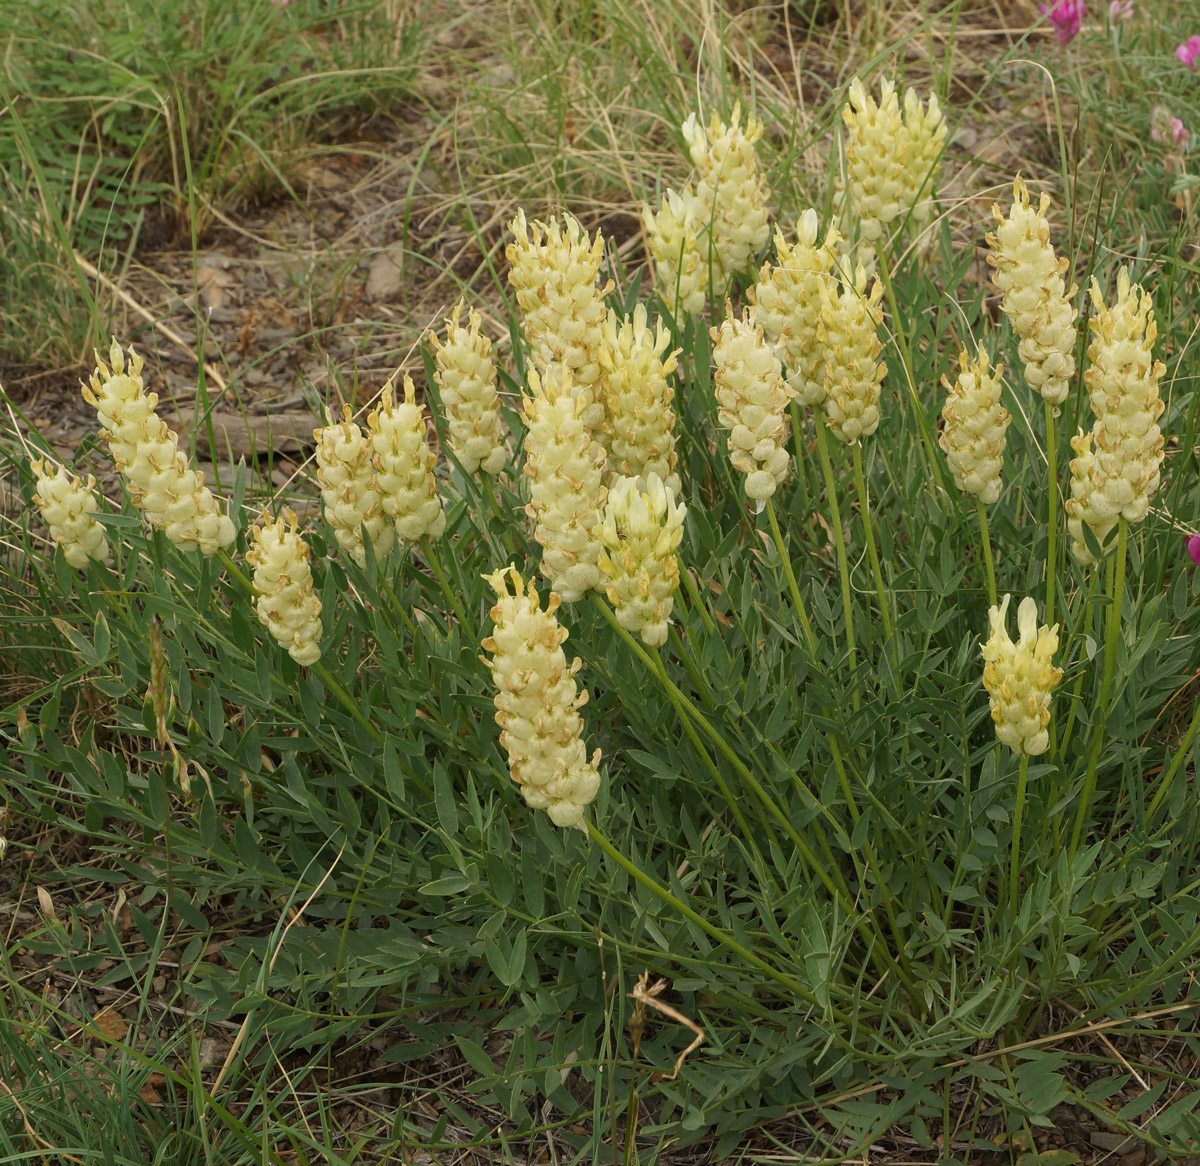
750, 209, 842, 406
313, 406, 394, 568
82, 340, 236, 556
681, 102, 771, 285
480, 564, 602, 829
939, 346, 1011, 505
506, 210, 613, 442
981, 594, 1063, 757
600, 305, 680, 497
596, 473, 686, 647
1188, 534, 1200, 565
430, 300, 507, 475
368, 375, 446, 543
521, 365, 607, 602
818, 263, 886, 444
710, 304, 797, 505
986, 177, 1078, 409
1150, 105, 1189, 149
1041, 0, 1085, 44
1108, 0, 1132, 18
246, 509, 324, 666
1176, 35, 1200, 69
643, 187, 709, 318
29, 458, 111, 568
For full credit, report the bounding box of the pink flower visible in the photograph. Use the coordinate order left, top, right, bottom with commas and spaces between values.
1041, 0, 1086, 44
1151, 106, 1190, 148
1188, 535, 1200, 565
1108, 0, 1132, 17
1177, 35, 1200, 68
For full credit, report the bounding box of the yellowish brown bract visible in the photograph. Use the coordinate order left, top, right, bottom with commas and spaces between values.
247, 509, 324, 667
981, 595, 1062, 757
480, 565, 602, 829
30, 459, 110, 569
939, 346, 1011, 505
82, 340, 236, 556
368, 375, 446, 543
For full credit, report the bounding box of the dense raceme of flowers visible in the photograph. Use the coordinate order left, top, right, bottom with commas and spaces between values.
819, 264, 886, 443
1066, 268, 1166, 564
481, 565, 602, 828
30, 459, 110, 568
247, 509, 324, 666
981, 595, 1063, 756
506, 210, 613, 441
521, 365, 607, 602
430, 301, 507, 476
596, 473, 686, 647
711, 306, 796, 504
899, 87, 947, 229
751, 210, 842, 406
939, 346, 1011, 505
368, 375, 446, 543
643, 187, 708, 318
986, 177, 1078, 409
313, 406, 393, 569
82, 341, 236, 556
600, 305, 681, 497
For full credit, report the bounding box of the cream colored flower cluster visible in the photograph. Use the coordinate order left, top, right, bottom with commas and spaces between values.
430, 301, 507, 475
981, 594, 1062, 756
1066, 269, 1166, 565
82, 341, 236, 556
369, 376, 446, 543
642, 189, 708, 319
600, 305, 680, 497
481, 565, 602, 829
751, 210, 842, 406
818, 265, 886, 444
30, 459, 110, 569
842, 77, 945, 244
247, 509, 324, 666
711, 307, 797, 504
596, 473, 686, 647
986, 178, 1077, 408
313, 407, 393, 569
506, 210, 613, 440
521, 366, 607, 602
939, 346, 1011, 505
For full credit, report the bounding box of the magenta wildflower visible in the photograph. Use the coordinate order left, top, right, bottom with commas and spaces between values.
1177, 35, 1200, 69
1041, 0, 1085, 44
1189, 535, 1200, 565
1151, 106, 1190, 148
1108, 0, 1132, 17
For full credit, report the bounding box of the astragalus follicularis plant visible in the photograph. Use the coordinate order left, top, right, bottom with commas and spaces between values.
82, 341, 236, 556
247, 508, 324, 667
710, 305, 796, 505
939, 345, 1011, 505
1066, 268, 1166, 565
313, 406, 393, 569
30, 459, 110, 568
430, 300, 507, 476
986, 177, 1078, 410
521, 365, 606, 602
981, 594, 1062, 757
818, 263, 886, 444
480, 565, 602, 829
368, 375, 446, 544
596, 472, 685, 648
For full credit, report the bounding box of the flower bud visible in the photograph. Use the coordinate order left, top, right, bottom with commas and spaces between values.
981, 594, 1062, 756
368, 375, 446, 543
247, 509, 324, 666
480, 565, 602, 828
30, 459, 110, 569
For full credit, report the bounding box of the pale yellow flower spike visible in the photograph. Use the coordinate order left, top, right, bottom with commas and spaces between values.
818, 263, 886, 444
643, 187, 708, 318
939, 346, 1011, 505
369, 375, 446, 543
30, 459, 111, 569
247, 509, 324, 667
313, 406, 393, 569
986, 177, 1078, 409
596, 473, 686, 648
480, 564, 602, 829
82, 340, 236, 556
981, 594, 1063, 757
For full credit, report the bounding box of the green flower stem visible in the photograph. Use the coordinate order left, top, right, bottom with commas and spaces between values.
1146, 686, 1200, 822
1044, 399, 1059, 629
480, 473, 521, 557
788, 400, 814, 515
680, 563, 717, 635
976, 498, 998, 608
814, 411, 857, 669
1057, 583, 1098, 764
1010, 750, 1030, 914
421, 535, 475, 641
851, 443, 894, 645
764, 497, 816, 654
876, 245, 949, 497
379, 570, 420, 638
1069, 518, 1128, 861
